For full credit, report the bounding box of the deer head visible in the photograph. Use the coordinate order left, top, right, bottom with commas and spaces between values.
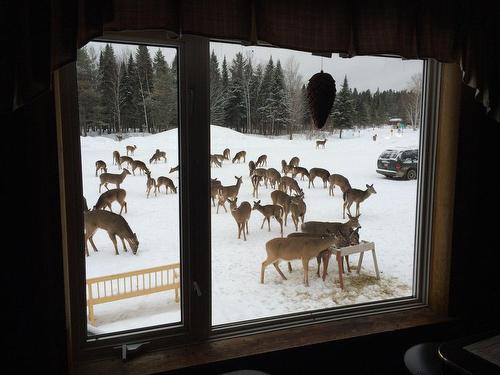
366, 184, 377, 194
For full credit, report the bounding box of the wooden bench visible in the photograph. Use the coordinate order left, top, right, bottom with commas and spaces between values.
86, 263, 180, 326
334, 241, 380, 289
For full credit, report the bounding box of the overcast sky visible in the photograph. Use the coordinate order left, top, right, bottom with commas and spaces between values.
88, 41, 423, 92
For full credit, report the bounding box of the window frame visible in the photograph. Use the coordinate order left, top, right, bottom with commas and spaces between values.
56, 32, 451, 367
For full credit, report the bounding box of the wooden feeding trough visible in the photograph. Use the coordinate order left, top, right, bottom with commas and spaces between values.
334, 241, 380, 289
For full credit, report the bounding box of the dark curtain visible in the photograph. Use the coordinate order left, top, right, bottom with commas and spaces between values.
5, 0, 500, 122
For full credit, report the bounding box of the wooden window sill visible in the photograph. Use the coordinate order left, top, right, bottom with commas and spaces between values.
76, 307, 450, 374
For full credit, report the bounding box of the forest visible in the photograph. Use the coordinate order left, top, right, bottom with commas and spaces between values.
77, 44, 422, 137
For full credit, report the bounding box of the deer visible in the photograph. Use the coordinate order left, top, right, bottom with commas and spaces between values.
216, 191, 228, 213
301, 213, 361, 239
256, 154, 268, 167
130, 159, 150, 175
95, 160, 107, 176
118, 155, 133, 170
252, 200, 283, 236
169, 165, 179, 173
210, 154, 222, 167
218, 176, 243, 202
265, 168, 281, 189
343, 184, 377, 218
227, 197, 251, 241
271, 189, 303, 226
99, 169, 131, 193
289, 194, 307, 231
286, 227, 361, 280
213, 153, 225, 163
112, 151, 120, 166
93, 188, 128, 215
223, 148, 230, 160
279, 176, 303, 196
248, 160, 256, 176
211, 178, 222, 207
126, 144, 137, 156
251, 174, 263, 198
372, 134, 377, 141
84, 209, 139, 256
232, 150, 246, 163
145, 171, 157, 198
308, 167, 330, 188
261, 234, 344, 286
289, 156, 300, 167
291, 166, 309, 181
83, 196, 89, 212
251, 168, 267, 186
149, 149, 167, 164
316, 139, 327, 148
328, 174, 352, 196
157, 176, 177, 194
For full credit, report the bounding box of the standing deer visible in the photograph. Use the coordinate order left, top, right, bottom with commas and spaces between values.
84, 209, 139, 256
216, 191, 228, 213
248, 160, 256, 176
169, 165, 179, 173
93, 188, 128, 215
227, 198, 251, 241
157, 176, 177, 194
308, 167, 330, 188
213, 154, 225, 163
95, 160, 107, 176
291, 166, 309, 181
372, 134, 377, 141
99, 169, 131, 193
211, 178, 222, 207
289, 156, 300, 167
279, 176, 303, 196
232, 150, 246, 163
218, 176, 243, 201
343, 184, 377, 218
301, 213, 361, 239
149, 149, 167, 164
265, 168, 281, 189
316, 139, 327, 148
253, 200, 284, 236
271, 190, 303, 226
145, 171, 157, 198
223, 148, 230, 160
251, 174, 263, 198
289, 194, 307, 231
328, 174, 352, 196
130, 159, 150, 175
118, 155, 133, 170
126, 145, 137, 156
261, 234, 343, 286
251, 168, 267, 186
112, 151, 120, 166
256, 154, 268, 167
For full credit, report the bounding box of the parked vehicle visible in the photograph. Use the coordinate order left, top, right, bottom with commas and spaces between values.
376, 147, 418, 180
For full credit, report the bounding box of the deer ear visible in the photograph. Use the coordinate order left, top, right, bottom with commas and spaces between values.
366, 184, 370, 188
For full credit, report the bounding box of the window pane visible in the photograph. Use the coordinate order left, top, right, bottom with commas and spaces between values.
77, 42, 181, 335
210, 41, 423, 325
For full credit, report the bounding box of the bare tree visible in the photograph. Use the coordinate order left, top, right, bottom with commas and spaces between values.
404, 73, 422, 129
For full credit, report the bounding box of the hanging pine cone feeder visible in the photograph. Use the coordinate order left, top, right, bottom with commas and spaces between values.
306, 71, 336, 129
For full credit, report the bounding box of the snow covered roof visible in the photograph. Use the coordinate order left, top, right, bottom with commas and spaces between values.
389, 118, 403, 122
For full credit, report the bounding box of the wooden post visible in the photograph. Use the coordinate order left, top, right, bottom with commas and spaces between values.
87, 283, 95, 326
372, 248, 380, 280
336, 252, 344, 289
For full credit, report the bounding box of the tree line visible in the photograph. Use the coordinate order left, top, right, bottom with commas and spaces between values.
77, 44, 178, 135
77, 44, 421, 137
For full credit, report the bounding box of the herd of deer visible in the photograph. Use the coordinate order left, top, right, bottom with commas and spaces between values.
85, 138, 378, 289
209, 143, 378, 287
84, 144, 179, 257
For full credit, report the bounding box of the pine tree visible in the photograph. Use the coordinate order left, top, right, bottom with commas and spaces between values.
331, 75, 354, 138
76, 47, 100, 135
271, 60, 289, 135
135, 45, 154, 132
227, 52, 247, 132
259, 57, 275, 135
151, 49, 172, 132
210, 50, 226, 126
98, 44, 121, 133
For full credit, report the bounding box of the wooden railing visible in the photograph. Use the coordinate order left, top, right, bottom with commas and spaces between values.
86, 263, 180, 326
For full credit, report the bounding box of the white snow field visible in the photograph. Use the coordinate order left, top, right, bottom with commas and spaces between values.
82, 125, 419, 333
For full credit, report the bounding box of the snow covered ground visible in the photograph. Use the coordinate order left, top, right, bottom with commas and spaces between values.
81, 125, 419, 333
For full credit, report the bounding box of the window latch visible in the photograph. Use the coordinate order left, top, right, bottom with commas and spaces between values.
193, 281, 202, 297
115, 342, 149, 361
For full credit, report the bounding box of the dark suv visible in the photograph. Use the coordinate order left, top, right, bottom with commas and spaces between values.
376, 147, 418, 180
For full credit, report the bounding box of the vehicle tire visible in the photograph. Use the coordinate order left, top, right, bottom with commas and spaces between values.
406, 169, 417, 180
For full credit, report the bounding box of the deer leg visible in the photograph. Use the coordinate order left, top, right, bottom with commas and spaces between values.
273, 262, 287, 280
316, 255, 322, 277
119, 236, 128, 252
302, 258, 310, 287
345, 255, 351, 272
288, 262, 293, 273
237, 223, 241, 239
277, 217, 283, 237
260, 217, 266, 229
88, 236, 99, 253
246, 220, 249, 234
267, 217, 271, 231
107, 203, 113, 212
242, 223, 247, 241
356, 203, 360, 216
107, 233, 119, 255
119, 203, 124, 215
322, 251, 331, 281
261, 258, 273, 283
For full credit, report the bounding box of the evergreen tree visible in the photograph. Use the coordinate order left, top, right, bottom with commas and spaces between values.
271, 60, 289, 135
259, 57, 275, 135
135, 45, 154, 132
331, 75, 355, 138
210, 50, 226, 126
227, 52, 247, 132
98, 44, 120, 133
76, 47, 99, 135
249, 63, 264, 134
151, 49, 172, 132
220, 56, 230, 127
168, 52, 178, 129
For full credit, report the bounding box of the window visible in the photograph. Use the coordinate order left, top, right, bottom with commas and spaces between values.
57, 34, 441, 363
